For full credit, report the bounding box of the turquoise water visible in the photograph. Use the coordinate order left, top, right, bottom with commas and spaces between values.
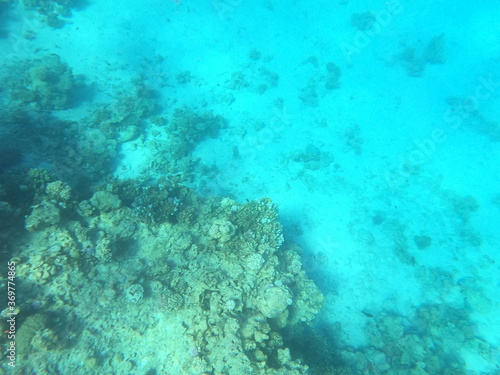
0, 0, 499, 374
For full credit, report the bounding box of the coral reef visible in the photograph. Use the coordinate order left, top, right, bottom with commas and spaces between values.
338, 306, 491, 375
351, 11, 377, 31
0, 169, 324, 374
291, 144, 334, 171
299, 57, 342, 106
169, 107, 227, 155
0, 71, 158, 184
10, 54, 76, 110
222, 50, 280, 95
397, 34, 446, 77
22, 0, 80, 28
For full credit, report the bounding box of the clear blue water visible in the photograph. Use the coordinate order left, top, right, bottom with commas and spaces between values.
0, 0, 499, 374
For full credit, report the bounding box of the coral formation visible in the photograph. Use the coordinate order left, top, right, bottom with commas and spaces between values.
397, 34, 446, 77
414, 234, 432, 250
338, 306, 489, 375
25, 200, 61, 231
291, 144, 334, 171
10, 54, 76, 110
222, 51, 279, 95
22, 0, 80, 28
0, 4, 494, 375
0, 169, 324, 374
125, 284, 144, 303
324, 62, 342, 89
299, 57, 342, 106
257, 286, 293, 319
207, 218, 237, 242
351, 11, 377, 31
169, 107, 227, 155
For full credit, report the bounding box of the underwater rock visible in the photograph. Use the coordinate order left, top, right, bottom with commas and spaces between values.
125, 284, 144, 303
299, 85, 319, 107
149, 280, 164, 295
95, 236, 113, 262
25, 200, 60, 231
257, 286, 293, 319
291, 144, 334, 170
168, 229, 193, 251
246, 253, 265, 271
164, 293, 184, 311
18, 254, 57, 285
414, 235, 432, 250
324, 61, 342, 89
16, 315, 48, 354
11, 54, 76, 110
77, 199, 96, 217
22, 0, 80, 28
169, 108, 226, 154
208, 218, 236, 242
424, 34, 446, 64
89, 191, 122, 213
45, 180, 72, 203
351, 11, 377, 31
